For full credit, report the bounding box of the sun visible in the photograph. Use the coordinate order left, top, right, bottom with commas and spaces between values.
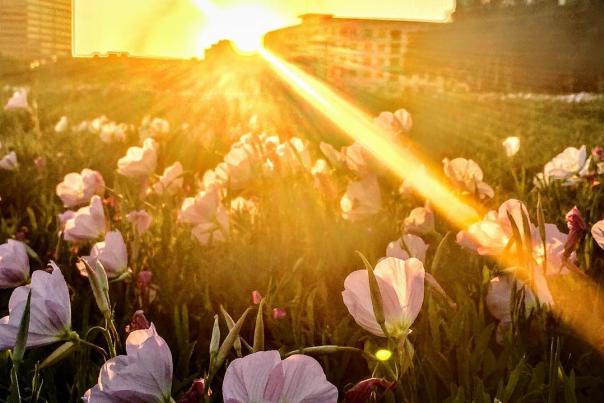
194, 1, 286, 54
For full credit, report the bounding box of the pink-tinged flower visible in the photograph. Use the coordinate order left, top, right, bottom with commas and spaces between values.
374, 108, 413, 136
83, 324, 173, 403
127, 210, 152, 236
272, 308, 286, 320
592, 220, 604, 250
0, 240, 30, 288
403, 206, 435, 236
62, 196, 106, 242
221, 143, 257, 190
386, 234, 428, 263
4, 89, 28, 111
179, 378, 209, 403
139, 116, 171, 141
311, 159, 338, 200
443, 157, 494, 199
342, 142, 371, 177
502, 137, 520, 158
275, 137, 312, 174
0, 262, 71, 350
54, 116, 68, 133
56, 168, 105, 208
542, 146, 587, 185
344, 378, 394, 403
191, 207, 229, 245
319, 142, 345, 168
117, 138, 158, 178
178, 189, 221, 225
252, 290, 263, 305
33, 155, 45, 171
153, 162, 184, 195
125, 310, 151, 333
0, 151, 18, 171
563, 206, 587, 259
230, 197, 259, 219
340, 175, 382, 221
83, 231, 128, 279
486, 271, 553, 343
342, 257, 425, 338
99, 121, 128, 143
222, 350, 337, 403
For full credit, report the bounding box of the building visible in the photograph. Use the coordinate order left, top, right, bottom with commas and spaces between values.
264, 14, 439, 97
0, 0, 72, 60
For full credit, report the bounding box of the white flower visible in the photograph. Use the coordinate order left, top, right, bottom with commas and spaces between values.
223, 350, 337, 403
56, 169, 105, 208
502, 137, 520, 158
0, 151, 18, 171
443, 157, 494, 199
386, 234, 429, 263
83, 324, 173, 402
54, 116, 69, 133
540, 146, 588, 184
340, 175, 382, 221
99, 122, 127, 143
153, 162, 183, 195
0, 262, 71, 350
117, 139, 158, 178
0, 240, 30, 289
403, 206, 435, 236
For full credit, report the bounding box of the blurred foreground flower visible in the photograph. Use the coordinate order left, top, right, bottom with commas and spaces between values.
0, 240, 30, 288
56, 168, 105, 208
443, 157, 494, 199
222, 350, 337, 403
60, 196, 106, 242
117, 138, 158, 178
0, 262, 71, 349
592, 220, 604, 250
83, 324, 173, 402
502, 136, 520, 158
342, 257, 424, 338
0, 151, 18, 171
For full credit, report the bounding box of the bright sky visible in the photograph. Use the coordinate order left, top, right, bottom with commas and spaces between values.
74, 0, 455, 58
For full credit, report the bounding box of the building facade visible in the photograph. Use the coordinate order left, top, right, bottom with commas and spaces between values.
0, 0, 72, 60
264, 14, 438, 96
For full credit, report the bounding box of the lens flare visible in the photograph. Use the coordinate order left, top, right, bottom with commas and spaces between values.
375, 349, 393, 361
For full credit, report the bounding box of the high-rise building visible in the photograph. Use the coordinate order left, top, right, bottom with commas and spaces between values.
0, 0, 72, 60
264, 14, 438, 96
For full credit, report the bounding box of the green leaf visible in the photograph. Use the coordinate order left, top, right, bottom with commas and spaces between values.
356, 251, 388, 337
220, 306, 242, 357
39, 342, 77, 369
214, 307, 252, 372
12, 291, 32, 365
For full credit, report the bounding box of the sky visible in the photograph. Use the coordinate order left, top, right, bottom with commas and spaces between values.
74, 0, 456, 58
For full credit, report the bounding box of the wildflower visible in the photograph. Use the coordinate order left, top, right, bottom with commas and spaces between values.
117, 138, 158, 178
4, 89, 28, 111
127, 210, 152, 235
386, 234, 429, 263
319, 142, 345, 168
502, 136, 520, 158
345, 378, 394, 403
56, 169, 105, 208
563, 206, 587, 260
83, 231, 128, 279
0, 240, 30, 289
0, 151, 18, 171
139, 116, 171, 141
443, 157, 494, 199
403, 205, 435, 236
179, 379, 209, 403
0, 262, 71, 349
222, 350, 338, 403
83, 324, 173, 402
99, 121, 128, 143
538, 146, 588, 186
54, 116, 68, 133
252, 291, 263, 305
62, 196, 106, 242
125, 310, 151, 333
340, 175, 382, 221
153, 161, 184, 195
343, 142, 371, 177
272, 307, 286, 320
342, 257, 424, 338
592, 220, 604, 250
374, 108, 413, 136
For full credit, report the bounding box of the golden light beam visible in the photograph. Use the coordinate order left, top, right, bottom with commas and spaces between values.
260, 47, 482, 229
259, 47, 604, 354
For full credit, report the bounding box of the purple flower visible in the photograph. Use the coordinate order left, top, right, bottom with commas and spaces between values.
564, 206, 587, 260
222, 350, 337, 403
0, 240, 30, 288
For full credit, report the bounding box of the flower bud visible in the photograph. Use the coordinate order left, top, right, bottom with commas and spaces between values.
251, 290, 263, 305
344, 378, 394, 403
564, 206, 587, 260
272, 307, 286, 320
125, 310, 150, 333
178, 378, 210, 403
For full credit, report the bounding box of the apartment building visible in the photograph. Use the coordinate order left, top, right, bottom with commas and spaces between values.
264, 14, 438, 96
0, 0, 72, 60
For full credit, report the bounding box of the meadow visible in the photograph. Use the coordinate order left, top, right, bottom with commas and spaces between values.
0, 65, 604, 402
